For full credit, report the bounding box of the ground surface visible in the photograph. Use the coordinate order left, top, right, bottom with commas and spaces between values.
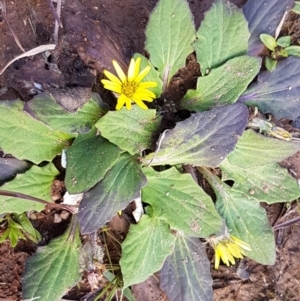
0, 0, 300, 300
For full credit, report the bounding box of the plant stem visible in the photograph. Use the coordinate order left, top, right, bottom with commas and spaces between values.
0, 189, 77, 214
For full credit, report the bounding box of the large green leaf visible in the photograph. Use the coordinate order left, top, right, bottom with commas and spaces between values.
226, 130, 300, 167
65, 131, 120, 194
200, 168, 275, 265
145, 0, 196, 88
160, 236, 212, 301
142, 167, 222, 238
181, 56, 261, 112
96, 106, 161, 155
0, 100, 73, 164
78, 153, 147, 234
120, 214, 175, 288
195, 0, 250, 74
142, 104, 248, 167
221, 159, 300, 204
22, 219, 81, 301
239, 57, 300, 120
24, 92, 107, 134
0, 164, 59, 214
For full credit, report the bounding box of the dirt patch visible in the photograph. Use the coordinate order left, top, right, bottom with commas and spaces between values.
0, 241, 31, 301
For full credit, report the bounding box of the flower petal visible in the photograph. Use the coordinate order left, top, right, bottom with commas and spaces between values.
101, 81, 122, 94
113, 60, 127, 83
132, 97, 149, 110
135, 65, 151, 83
128, 57, 141, 81
125, 97, 132, 110
103, 70, 122, 86
227, 243, 243, 259
133, 92, 155, 102
133, 57, 141, 80
214, 248, 221, 269
127, 58, 136, 81
135, 88, 156, 98
138, 81, 158, 88
116, 94, 127, 110
231, 236, 252, 251
218, 243, 235, 266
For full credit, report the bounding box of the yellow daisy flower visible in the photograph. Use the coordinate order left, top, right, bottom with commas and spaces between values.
208, 234, 251, 269
101, 57, 158, 110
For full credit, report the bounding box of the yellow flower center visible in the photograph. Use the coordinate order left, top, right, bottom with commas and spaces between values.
122, 81, 138, 98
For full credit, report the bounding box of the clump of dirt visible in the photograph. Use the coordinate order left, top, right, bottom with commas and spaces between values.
0, 241, 31, 301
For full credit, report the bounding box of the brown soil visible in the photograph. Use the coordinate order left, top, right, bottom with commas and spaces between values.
1, 0, 300, 301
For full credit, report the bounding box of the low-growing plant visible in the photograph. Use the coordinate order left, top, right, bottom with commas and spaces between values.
260, 32, 300, 70
259, 1, 300, 71
0, 0, 300, 300
0, 213, 41, 247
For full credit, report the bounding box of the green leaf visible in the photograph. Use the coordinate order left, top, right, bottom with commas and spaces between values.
78, 153, 147, 234
142, 104, 248, 167
65, 131, 120, 194
181, 56, 261, 112
13, 213, 41, 243
160, 236, 213, 301
217, 188, 275, 264
133, 53, 163, 97
276, 36, 292, 47
104, 271, 137, 301
265, 56, 277, 72
226, 130, 300, 168
142, 167, 222, 238
292, 1, 300, 14
285, 45, 300, 57
239, 57, 300, 120
260, 34, 277, 51
200, 169, 275, 265
145, 0, 196, 88
22, 219, 81, 301
24, 92, 107, 134
195, 0, 249, 75
278, 48, 288, 58
123, 289, 137, 301
0, 164, 59, 214
95, 106, 161, 155
0, 214, 27, 247
120, 214, 175, 288
221, 159, 300, 204
0, 100, 73, 164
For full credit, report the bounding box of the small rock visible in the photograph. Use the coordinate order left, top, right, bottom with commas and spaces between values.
54, 213, 62, 223
29, 212, 37, 220
60, 210, 70, 220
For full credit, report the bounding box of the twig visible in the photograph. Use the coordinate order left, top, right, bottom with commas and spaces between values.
0, 44, 56, 75
0, 189, 77, 214
145, 129, 169, 167
273, 215, 300, 230
45, 0, 62, 27
183, 164, 198, 183
0, 0, 25, 52
26, 0, 37, 40
0, 0, 6, 22
275, 10, 288, 39
53, 0, 62, 44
